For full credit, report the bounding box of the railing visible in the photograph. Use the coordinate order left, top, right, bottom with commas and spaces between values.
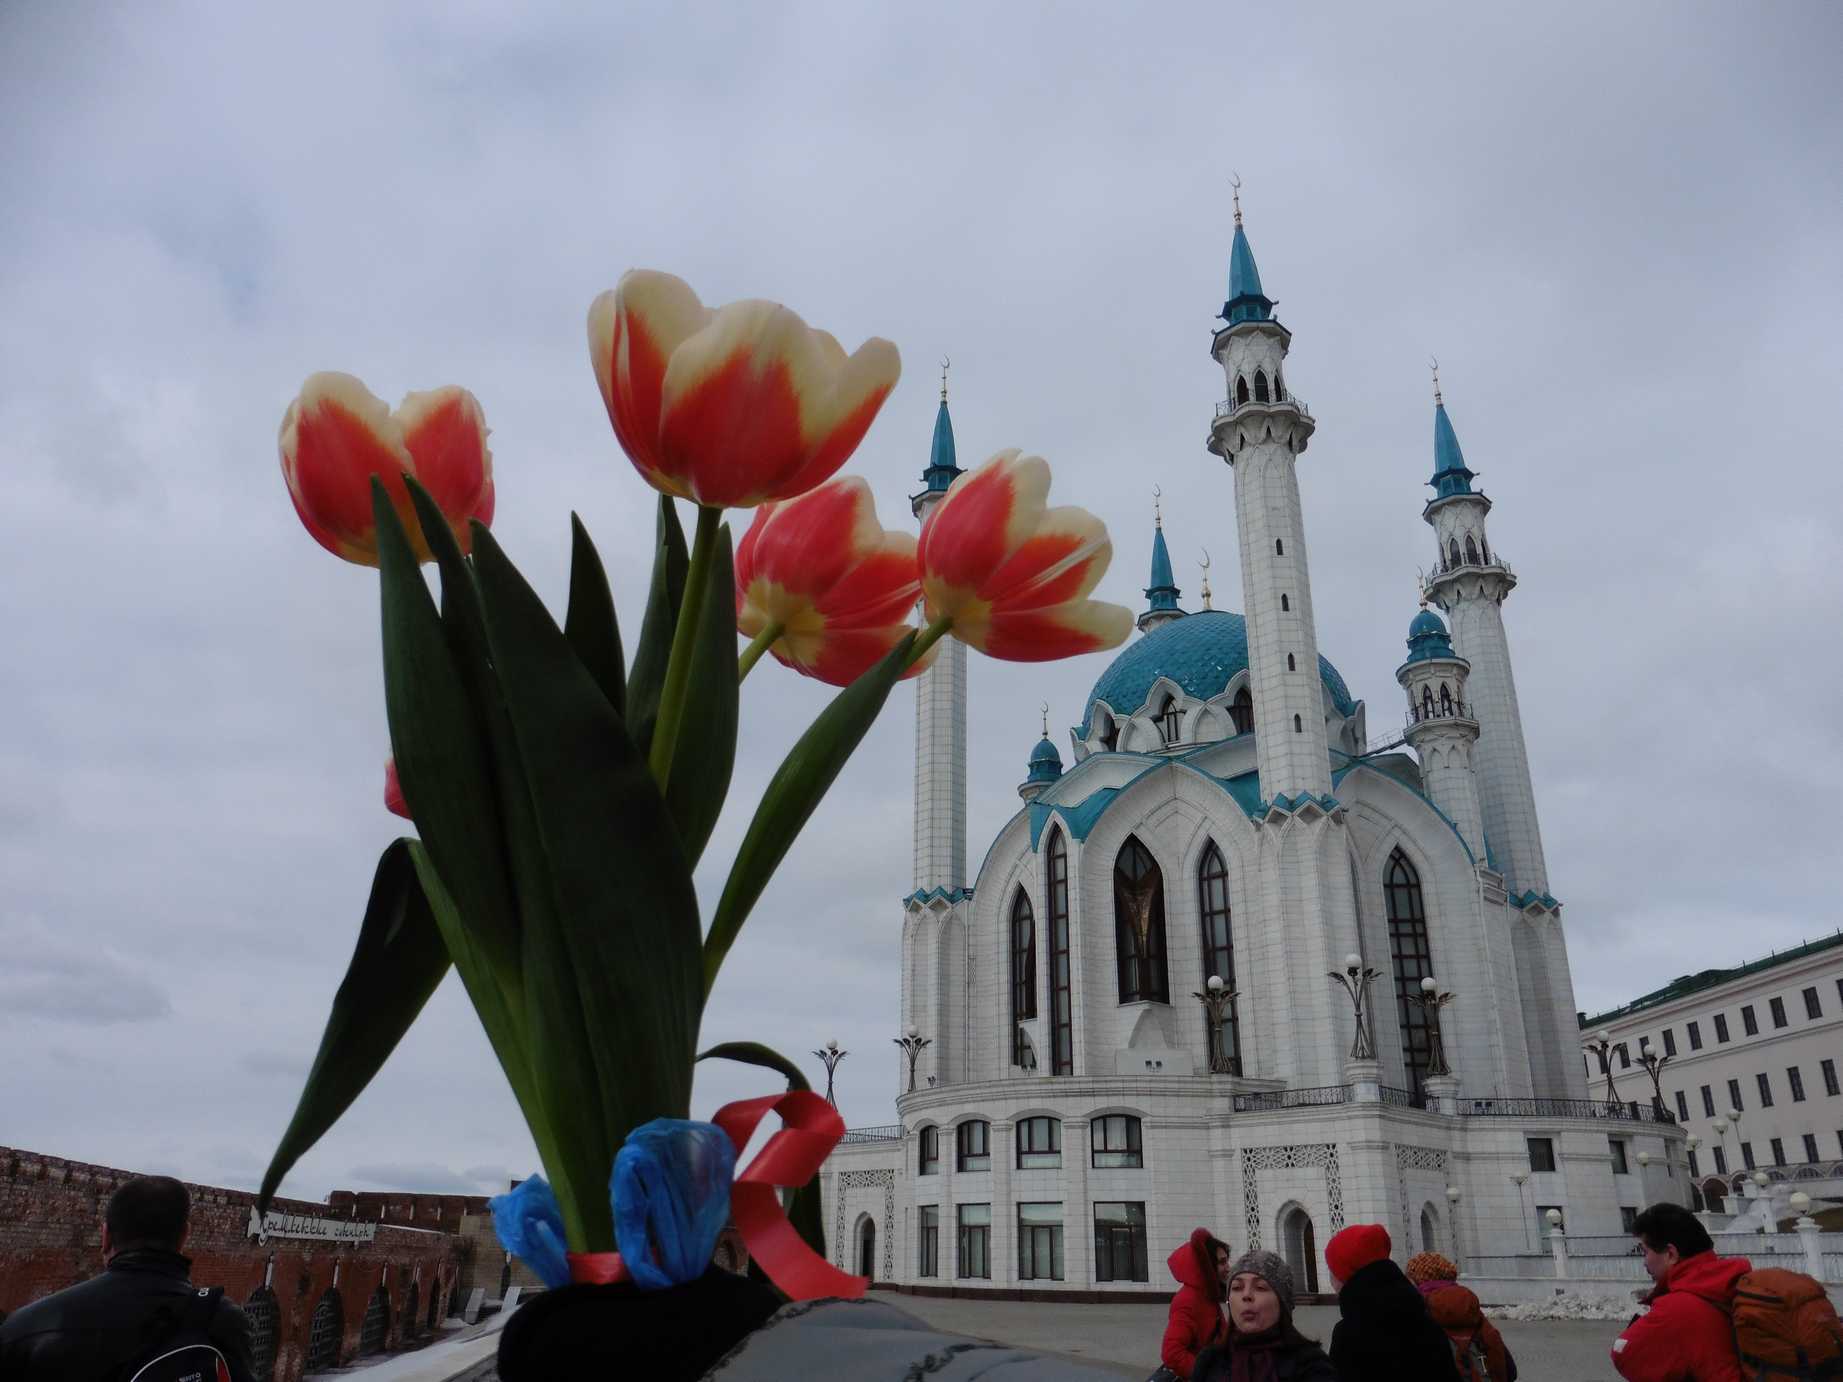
840, 1125, 902, 1144
1360, 730, 1409, 757
1380, 1085, 1430, 1110
1458, 1097, 1677, 1124
1232, 1084, 1349, 1112
1465, 1254, 1564, 1280
1214, 392, 1311, 421
1406, 703, 1473, 729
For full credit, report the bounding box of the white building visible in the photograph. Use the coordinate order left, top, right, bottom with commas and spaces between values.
822, 195, 1685, 1295
1580, 933, 1843, 1217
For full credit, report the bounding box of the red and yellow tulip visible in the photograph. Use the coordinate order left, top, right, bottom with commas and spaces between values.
918, 450, 1132, 661
735, 477, 930, 686
280, 372, 494, 565
383, 758, 410, 820
588, 270, 900, 511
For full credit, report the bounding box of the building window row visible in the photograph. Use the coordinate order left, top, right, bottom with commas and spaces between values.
917, 1200, 1149, 1282
1605, 981, 1831, 1076
916, 1115, 1146, 1175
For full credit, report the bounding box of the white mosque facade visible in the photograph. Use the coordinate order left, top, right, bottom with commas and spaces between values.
820, 205, 1686, 1294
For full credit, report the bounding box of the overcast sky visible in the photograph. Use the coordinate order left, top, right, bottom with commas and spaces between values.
4, 2, 1840, 1201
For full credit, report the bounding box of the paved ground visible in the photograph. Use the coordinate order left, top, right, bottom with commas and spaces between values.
889, 1293, 1628, 1380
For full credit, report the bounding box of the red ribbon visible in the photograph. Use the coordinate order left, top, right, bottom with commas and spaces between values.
712, 1089, 867, 1301
567, 1251, 630, 1285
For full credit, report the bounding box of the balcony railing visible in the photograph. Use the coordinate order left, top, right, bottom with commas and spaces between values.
1380, 1085, 1431, 1110
1232, 1084, 1350, 1112
1406, 702, 1473, 729
1459, 1097, 1677, 1124
840, 1124, 902, 1144
1214, 392, 1311, 421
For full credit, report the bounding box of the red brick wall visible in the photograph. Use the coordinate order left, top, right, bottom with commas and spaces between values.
0, 1147, 473, 1382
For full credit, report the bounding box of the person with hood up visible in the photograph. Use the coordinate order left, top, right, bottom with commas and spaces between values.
1612, 1202, 1751, 1382
1324, 1224, 1461, 1382
1405, 1251, 1516, 1381
1161, 1228, 1231, 1379
1190, 1250, 1335, 1382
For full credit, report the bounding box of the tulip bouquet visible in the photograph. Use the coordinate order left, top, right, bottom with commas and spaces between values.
257, 270, 1131, 1300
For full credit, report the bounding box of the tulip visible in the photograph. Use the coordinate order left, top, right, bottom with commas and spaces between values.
383, 758, 410, 820
735, 477, 931, 686
918, 450, 1133, 661
280, 372, 494, 565
587, 270, 900, 510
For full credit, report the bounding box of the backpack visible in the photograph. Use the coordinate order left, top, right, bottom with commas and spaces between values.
120, 1287, 232, 1382
1449, 1328, 1491, 1382
1729, 1268, 1843, 1380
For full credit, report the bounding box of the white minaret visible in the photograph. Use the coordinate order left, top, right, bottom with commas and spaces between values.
1420, 372, 1549, 896
1205, 187, 1331, 800
1395, 600, 1486, 858
911, 367, 967, 893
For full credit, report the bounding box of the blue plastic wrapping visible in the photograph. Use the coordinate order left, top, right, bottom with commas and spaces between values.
612, 1117, 737, 1290
489, 1174, 571, 1289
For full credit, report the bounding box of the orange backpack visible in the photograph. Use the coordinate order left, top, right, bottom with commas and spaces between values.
1729, 1268, 1843, 1380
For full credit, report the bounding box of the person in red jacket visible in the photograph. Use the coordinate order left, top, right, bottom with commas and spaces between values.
1612, 1202, 1751, 1382
1161, 1228, 1230, 1379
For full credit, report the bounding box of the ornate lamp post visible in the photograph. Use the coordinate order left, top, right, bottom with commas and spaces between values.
1510, 1172, 1533, 1250
893, 1026, 932, 1094
1408, 975, 1456, 1077
1444, 1185, 1464, 1267
1192, 974, 1241, 1075
813, 1038, 847, 1108
1636, 1038, 1673, 1118
1327, 951, 1382, 1061
1584, 1028, 1621, 1102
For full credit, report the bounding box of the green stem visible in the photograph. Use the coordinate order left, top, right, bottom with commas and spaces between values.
737, 621, 784, 684
905, 615, 953, 670
648, 503, 722, 794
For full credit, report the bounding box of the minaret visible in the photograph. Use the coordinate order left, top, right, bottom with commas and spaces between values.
1420, 370, 1549, 895
911, 363, 968, 893
1395, 601, 1486, 858
1138, 490, 1184, 634
1205, 185, 1330, 799
1018, 705, 1064, 801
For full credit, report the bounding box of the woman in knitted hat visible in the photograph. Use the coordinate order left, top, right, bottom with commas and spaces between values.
1405, 1252, 1517, 1382
1325, 1224, 1463, 1382
1190, 1250, 1335, 1381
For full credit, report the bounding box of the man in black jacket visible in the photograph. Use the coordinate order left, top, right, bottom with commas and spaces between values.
0, 1175, 256, 1381
1324, 1223, 1461, 1382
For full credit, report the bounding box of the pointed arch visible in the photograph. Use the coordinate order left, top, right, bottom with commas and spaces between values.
1046, 828, 1073, 1074
1230, 685, 1255, 736
1114, 836, 1169, 1003
1236, 375, 1250, 405
1099, 711, 1119, 753
1439, 682, 1454, 715
1274, 368, 1286, 401
1198, 841, 1240, 1071
1286, 653, 1296, 672
1464, 534, 1480, 565
1280, 593, 1290, 611
1420, 684, 1435, 720
1385, 848, 1436, 1091
1254, 369, 1270, 402
1293, 713, 1303, 733
1010, 886, 1036, 1065
1479, 536, 1490, 564
1447, 538, 1461, 570
1157, 692, 1182, 746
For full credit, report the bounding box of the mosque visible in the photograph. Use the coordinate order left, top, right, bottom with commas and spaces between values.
820, 196, 1684, 1294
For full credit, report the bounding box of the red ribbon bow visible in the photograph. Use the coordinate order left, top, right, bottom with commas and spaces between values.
713, 1089, 867, 1301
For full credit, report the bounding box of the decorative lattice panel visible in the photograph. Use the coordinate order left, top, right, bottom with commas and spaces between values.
1394, 1143, 1449, 1248
1240, 1143, 1345, 1249
833, 1168, 897, 1280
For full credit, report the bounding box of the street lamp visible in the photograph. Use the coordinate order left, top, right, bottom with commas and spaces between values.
1510, 1173, 1533, 1251
1327, 951, 1382, 1061
1584, 1028, 1622, 1102
1635, 1038, 1673, 1118
893, 1026, 932, 1094
1791, 1191, 1814, 1227
1192, 974, 1241, 1075
813, 1038, 848, 1108
1444, 1185, 1463, 1264
1408, 975, 1456, 1077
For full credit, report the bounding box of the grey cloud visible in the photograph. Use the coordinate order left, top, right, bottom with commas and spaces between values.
0, 917, 173, 1025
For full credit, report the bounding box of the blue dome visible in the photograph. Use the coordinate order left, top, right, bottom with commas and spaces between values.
1026, 736, 1063, 783
1084, 609, 1355, 732
1404, 607, 1455, 663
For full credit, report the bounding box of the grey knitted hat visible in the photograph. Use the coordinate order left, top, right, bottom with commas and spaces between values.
1226, 1249, 1296, 1315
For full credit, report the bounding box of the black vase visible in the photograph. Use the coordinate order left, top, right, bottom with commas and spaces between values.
495, 1267, 783, 1380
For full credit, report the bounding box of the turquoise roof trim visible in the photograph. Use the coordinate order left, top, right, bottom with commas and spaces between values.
1029, 786, 1123, 849
1509, 889, 1562, 912
1085, 609, 1355, 730
1331, 753, 1479, 870
1429, 402, 1476, 498
1144, 526, 1181, 613
903, 885, 973, 907
1403, 606, 1455, 662
1223, 224, 1274, 325
920, 398, 962, 494
1026, 735, 1063, 783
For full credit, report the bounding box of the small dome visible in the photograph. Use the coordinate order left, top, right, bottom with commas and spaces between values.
1026, 736, 1063, 783
1409, 608, 1447, 639
1404, 607, 1455, 662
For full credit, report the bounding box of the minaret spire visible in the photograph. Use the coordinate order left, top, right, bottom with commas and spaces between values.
915, 356, 963, 504
1138, 487, 1184, 633
911, 368, 968, 894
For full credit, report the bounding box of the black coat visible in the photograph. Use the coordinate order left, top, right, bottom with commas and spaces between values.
1329, 1259, 1463, 1382
1193, 1327, 1337, 1381
0, 1248, 256, 1382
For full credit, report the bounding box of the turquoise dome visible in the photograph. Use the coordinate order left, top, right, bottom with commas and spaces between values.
1084, 609, 1355, 733
1026, 736, 1063, 783
1404, 607, 1455, 663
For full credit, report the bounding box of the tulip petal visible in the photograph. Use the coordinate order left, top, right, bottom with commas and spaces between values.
398, 386, 493, 552
590, 271, 712, 498
279, 372, 415, 565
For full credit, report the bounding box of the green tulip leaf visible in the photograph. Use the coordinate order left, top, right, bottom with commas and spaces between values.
625, 495, 689, 755
258, 839, 450, 1212
658, 525, 738, 867
702, 633, 915, 995
564, 513, 626, 719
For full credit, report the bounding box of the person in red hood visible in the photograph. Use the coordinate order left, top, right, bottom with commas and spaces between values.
1162, 1228, 1230, 1378
1613, 1203, 1751, 1382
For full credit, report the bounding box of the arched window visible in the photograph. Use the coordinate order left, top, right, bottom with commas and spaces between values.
1010, 888, 1036, 1065
1113, 836, 1169, 1003
1046, 830, 1074, 1075
1293, 714, 1303, 733
1286, 653, 1296, 671
1386, 849, 1436, 1092
1439, 683, 1454, 715
1016, 1116, 1061, 1169
360, 1285, 390, 1355
1275, 538, 1284, 556
246, 1288, 280, 1382
1479, 537, 1490, 564
1421, 685, 1435, 720
918, 1124, 940, 1174
1091, 1114, 1144, 1168
1464, 535, 1480, 566
402, 1282, 419, 1339
1099, 713, 1118, 753
1230, 686, 1254, 736
956, 1119, 992, 1171
1236, 375, 1250, 404
1447, 538, 1461, 570
1274, 369, 1286, 401
306, 1290, 344, 1372
1280, 593, 1290, 611
1254, 370, 1270, 402
1157, 693, 1182, 746
1198, 843, 1240, 1071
